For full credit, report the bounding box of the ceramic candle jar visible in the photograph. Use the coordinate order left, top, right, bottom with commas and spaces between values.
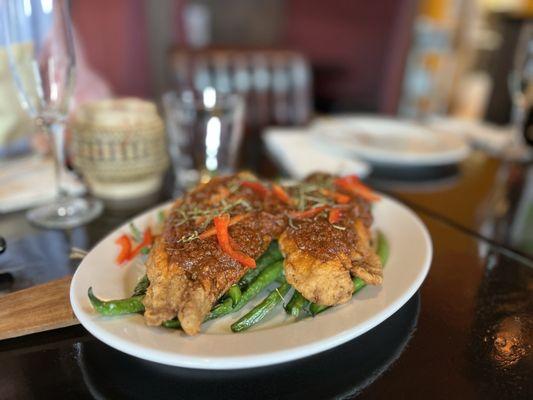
72, 98, 169, 201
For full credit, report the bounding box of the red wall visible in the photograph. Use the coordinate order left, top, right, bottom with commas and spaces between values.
284, 0, 416, 113
71, 0, 152, 98
71, 0, 416, 112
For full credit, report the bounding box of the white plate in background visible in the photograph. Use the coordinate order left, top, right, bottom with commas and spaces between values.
427, 116, 512, 153
312, 115, 470, 167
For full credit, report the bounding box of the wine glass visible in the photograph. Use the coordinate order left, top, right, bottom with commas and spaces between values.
2, 0, 102, 228
506, 22, 533, 161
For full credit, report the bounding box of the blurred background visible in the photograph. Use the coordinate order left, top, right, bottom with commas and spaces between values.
0, 0, 532, 224
68, 0, 530, 119
58, 0, 530, 116
3, 0, 532, 149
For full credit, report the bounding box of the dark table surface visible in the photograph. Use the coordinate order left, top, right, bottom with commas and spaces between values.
0, 151, 532, 399
369, 152, 533, 260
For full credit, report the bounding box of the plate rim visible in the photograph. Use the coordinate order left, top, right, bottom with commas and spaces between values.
70, 195, 433, 370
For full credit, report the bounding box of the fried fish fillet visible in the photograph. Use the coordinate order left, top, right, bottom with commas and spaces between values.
143, 173, 382, 334
350, 219, 383, 285
143, 177, 284, 335
279, 215, 382, 307
279, 224, 354, 306
143, 235, 249, 335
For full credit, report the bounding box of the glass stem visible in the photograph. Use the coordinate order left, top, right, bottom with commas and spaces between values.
511, 99, 526, 147
46, 120, 70, 200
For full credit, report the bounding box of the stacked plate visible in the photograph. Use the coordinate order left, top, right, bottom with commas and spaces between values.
312, 115, 470, 167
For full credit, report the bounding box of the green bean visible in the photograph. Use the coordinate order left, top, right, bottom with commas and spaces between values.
227, 285, 241, 305
375, 230, 390, 265
233, 260, 284, 313
88, 287, 144, 316
162, 319, 180, 329
309, 303, 326, 315
132, 274, 150, 296
231, 281, 291, 332
129, 222, 142, 242
157, 210, 166, 224
207, 297, 234, 320
285, 290, 309, 317
238, 242, 283, 289
310, 231, 389, 316
353, 277, 366, 293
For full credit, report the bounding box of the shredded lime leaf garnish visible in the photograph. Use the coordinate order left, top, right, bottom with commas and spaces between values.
129, 223, 142, 242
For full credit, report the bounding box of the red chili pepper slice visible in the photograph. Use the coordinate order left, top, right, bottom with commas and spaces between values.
328, 208, 343, 224
272, 184, 292, 205
241, 181, 270, 198
199, 214, 250, 239
288, 205, 328, 220
334, 175, 380, 202
115, 234, 132, 264
130, 228, 154, 260
320, 189, 351, 204
214, 213, 256, 268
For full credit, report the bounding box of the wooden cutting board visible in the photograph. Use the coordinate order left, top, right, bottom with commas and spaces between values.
0, 276, 79, 341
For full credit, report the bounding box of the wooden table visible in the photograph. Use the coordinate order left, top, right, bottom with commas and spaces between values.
0, 152, 531, 399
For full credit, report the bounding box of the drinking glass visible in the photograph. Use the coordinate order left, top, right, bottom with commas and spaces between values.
506, 23, 533, 161
162, 88, 245, 191
2, 0, 102, 228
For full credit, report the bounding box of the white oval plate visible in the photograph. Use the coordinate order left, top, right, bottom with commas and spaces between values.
70, 195, 432, 369
312, 115, 470, 166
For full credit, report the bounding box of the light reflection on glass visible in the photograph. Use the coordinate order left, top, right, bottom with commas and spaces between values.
23, 0, 32, 16
202, 86, 216, 109
41, 0, 53, 14
205, 116, 221, 171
